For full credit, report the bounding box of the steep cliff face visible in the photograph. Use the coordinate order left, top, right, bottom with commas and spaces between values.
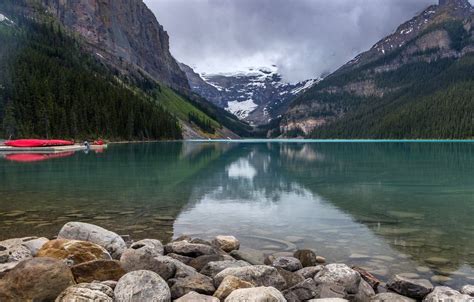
41, 0, 189, 91
280, 0, 474, 139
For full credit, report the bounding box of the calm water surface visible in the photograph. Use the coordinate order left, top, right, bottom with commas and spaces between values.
1, 141, 473, 287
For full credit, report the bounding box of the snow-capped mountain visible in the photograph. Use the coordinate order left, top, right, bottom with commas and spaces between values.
179, 63, 318, 125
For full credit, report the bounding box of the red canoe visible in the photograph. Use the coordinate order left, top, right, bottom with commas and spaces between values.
4, 139, 74, 148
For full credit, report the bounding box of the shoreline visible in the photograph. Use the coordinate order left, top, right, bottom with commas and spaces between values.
0, 222, 472, 301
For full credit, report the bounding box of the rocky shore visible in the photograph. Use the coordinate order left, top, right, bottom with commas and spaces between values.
0, 222, 472, 301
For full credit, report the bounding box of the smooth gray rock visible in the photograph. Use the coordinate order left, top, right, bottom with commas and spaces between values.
230, 249, 265, 265
175, 291, 219, 302
387, 275, 433, 299
214, 265, 287, 290
314, 263, 361, 294
423, 286, 472, 302
0, 237, 37, 264
170, 273, 216, 299
354, 279, 375, 302
120, 250, 176, 280
22, 237, 49, 256
272, 256, 303, 272
114, 270, 171, 302
370, 292, 416, 302
225, 286, 286, 302
283, 278, 319, 302
58, 222, 126, 259
201, 260, 251, 277
165, 241, 217, 257
168, 256, 199, 279
296, 266, 324, 279
56, 283, 115, 301
129, 239, 164, 256
461, 285, 474, 297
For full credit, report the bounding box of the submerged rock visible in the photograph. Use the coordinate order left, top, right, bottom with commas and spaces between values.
212, 235, 240, 253
114, 270, 171, 302
225, 286, 286, 302
56, 283, 115, 301
387, 274, 433, 299
213, 275, 255, 300
423, 286, 472, 302
58, 222, 127, 259
0, 257, 75, 301
214, 265, 287, 290
37, 239, 111, 266
230, 249, 265, 265
294, 249, 319, 267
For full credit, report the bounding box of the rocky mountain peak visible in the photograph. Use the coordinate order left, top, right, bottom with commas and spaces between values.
41, 0, 189, 91
439, 0, 471, 8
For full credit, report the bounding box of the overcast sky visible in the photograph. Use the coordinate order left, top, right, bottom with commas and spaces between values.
145, 0, 457, 82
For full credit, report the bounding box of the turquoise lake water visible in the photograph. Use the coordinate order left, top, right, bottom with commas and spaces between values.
0, 141, 473, 287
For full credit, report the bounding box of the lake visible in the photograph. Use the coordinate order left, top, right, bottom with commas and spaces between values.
1, 141, 473, 287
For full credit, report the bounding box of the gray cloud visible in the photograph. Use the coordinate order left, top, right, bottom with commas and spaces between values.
145, 0, 455, 82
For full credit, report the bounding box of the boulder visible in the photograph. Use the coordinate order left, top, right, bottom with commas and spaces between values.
176, 291, 219, 302
213, 275, 255, 300
214, 265, 286, 290
294, 249, 319, 267
201, 260, 251, 277
225, 286, 286, 302
277, 267, 305, 289
114, 270, 171, 302
296, 266, 324, 279
283, 278, 319, 302
230, 249, 265, 265
212, 236, 240, 253
170, 273, 216, 299
423, 286, 472, 302
120, 249, 176, 280
37, 239, 111, 266
461, 285, 474, 296
168, 253, 194, 265
169, 256, 199, 279
353, 279, 375, 302
165, 241, 218, 257
190, 254, 233, 271
387, 275, 433, 299
370, 292, 416, 302
317, 283, 347, 299
272, 256, 303, 272
71, 259, 125, 283
99, 280, 118, 290
0, 257, 75, 301
56, 283, 115, 301
129, 239, 164, 256
0, 237, 37, 264
314, 264, 361, 295
58, 222, 126, 259
22, 237, 49, 256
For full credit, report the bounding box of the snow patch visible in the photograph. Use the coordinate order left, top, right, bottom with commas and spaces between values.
0, 13, 13, 25
226, 99, 258, 119
291, 79, 318, 95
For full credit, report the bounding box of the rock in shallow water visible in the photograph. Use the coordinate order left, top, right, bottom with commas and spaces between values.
213, 275, 255, 300
294, 249, 319, 267
225, 286, 286, 302
423, 286, 472, 302
58, 222, 127, 259
214, 265, 287, 290
114, 270, 171, 302
212, 235, 240, 253
37, 239, 111, 266
56, 283, 115, 301
0, 257, 75, 301
387, 274, 433, 299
